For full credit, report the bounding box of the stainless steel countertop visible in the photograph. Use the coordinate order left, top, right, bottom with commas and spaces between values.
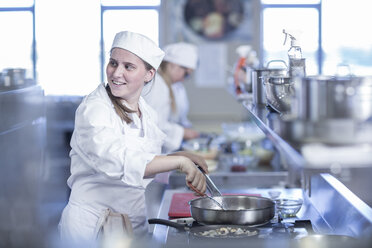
150, 174, 372, 247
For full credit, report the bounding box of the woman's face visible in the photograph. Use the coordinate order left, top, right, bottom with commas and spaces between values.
106, 48, 154, 102
168, 63, 193, 83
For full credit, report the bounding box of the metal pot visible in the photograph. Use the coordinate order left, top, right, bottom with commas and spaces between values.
252, 60, 288, 106
295, 75, 372, 122
188, 195, 275, 226
264, 76, 294, 114
1, 68, 26, 87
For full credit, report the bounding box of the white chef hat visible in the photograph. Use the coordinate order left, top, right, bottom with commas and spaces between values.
111, 31, 165, 70
163, 42, 199, 69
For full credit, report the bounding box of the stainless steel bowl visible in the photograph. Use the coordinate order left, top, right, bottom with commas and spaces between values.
189, 195, 275, 226
264, 76, 294, 114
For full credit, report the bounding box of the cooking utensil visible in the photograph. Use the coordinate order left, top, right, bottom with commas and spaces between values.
264, 76, 294, 114
148, 218, 259, 239
189, 195, 275, 226
1, 68, 26, 87
187, 182, 225, 210
187, 165, 225, 209
252, 60, 288, 106
295, 75, 372, 122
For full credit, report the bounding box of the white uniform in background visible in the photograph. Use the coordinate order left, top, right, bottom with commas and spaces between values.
171, 81, 192, 128
143, 75, 184, 153
59, 83, 166, 242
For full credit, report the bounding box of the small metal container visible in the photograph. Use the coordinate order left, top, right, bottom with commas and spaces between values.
1, 68, 26, 87
252, 60, 288, 106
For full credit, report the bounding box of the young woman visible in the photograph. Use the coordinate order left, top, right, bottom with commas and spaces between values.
58, 31, 207, 244
143, 42, 200, 153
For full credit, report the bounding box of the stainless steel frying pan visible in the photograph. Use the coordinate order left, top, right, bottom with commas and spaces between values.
187, 166, 275, 226
189, 195, 275, 226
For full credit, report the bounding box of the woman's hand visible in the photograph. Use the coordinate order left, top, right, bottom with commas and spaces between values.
183, 128, 200, 140
177, 156, 206, 194
169, 151, 208, 174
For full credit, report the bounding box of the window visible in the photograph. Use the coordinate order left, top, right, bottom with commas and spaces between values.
0, 0, 35, 79
35, 0, 160, 96
261, 1, 321, 75
322, 0, 372, 76
262, 0, 372, 76
100, 1, 160, 83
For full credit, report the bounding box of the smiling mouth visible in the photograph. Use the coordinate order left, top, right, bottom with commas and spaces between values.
112, 80, 125, 85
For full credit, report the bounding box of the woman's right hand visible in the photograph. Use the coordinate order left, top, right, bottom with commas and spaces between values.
178, 156, 206, 195
183, 128, 200, 140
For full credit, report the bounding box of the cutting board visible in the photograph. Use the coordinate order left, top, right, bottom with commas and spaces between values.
168, 192, 261, 218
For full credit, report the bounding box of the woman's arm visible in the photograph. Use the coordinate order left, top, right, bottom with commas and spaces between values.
168, 151, 208, 174
145, 154, 206, 194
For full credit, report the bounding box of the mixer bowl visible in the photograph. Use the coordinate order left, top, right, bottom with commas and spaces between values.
264, 76, 294, 114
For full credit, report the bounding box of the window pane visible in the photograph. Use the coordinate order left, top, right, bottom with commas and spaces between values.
36, 0, 101, 95
101, 0, 160, 6
0, 0, 34, 7
263, 8, 319, 75
323, 0, 372, 75
0, 11, 33, 77
261, 0, 320, 4
102, 9, 159, 74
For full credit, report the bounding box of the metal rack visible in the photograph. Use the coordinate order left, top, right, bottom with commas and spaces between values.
238, 95, 372, 207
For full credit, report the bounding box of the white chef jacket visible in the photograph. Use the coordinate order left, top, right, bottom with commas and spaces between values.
142, 74, 184, 153
171, 81, 193, 128
59, 83, 166, 244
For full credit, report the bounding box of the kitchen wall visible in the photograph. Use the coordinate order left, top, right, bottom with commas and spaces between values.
159, 0, 261, 132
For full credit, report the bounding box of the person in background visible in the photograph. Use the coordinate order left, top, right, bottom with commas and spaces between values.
143, 42, 200, 153
58, 31, 207, 245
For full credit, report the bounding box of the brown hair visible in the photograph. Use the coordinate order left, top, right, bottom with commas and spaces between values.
105, 59, 154, 124
158, 61, 176, 113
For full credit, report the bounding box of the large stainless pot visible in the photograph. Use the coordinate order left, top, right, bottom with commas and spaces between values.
189, 195, 275, 226
295, 75, 372, 122
252, 60, 288, 106
264, 76, 294, 114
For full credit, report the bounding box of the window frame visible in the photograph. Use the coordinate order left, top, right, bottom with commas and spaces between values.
100, 4, 161, 83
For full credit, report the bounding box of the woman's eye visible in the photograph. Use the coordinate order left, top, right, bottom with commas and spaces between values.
109, 60, 118, 67
125, 64, 135, 70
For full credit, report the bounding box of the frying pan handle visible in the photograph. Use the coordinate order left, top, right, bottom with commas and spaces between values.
148, 218, 188, 231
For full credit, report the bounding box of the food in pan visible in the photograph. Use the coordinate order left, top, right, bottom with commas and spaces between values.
196, 226, 258, 238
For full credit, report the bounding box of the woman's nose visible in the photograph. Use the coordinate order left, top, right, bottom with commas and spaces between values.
113, 65, 125, 77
